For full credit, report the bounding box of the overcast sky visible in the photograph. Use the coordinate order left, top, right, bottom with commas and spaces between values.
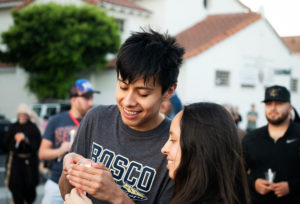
240, 0, 300, 37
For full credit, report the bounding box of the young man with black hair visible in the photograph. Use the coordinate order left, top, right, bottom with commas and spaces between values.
243, 85, 300, 204
59, 30, 185, 204
39, 79, 99, 204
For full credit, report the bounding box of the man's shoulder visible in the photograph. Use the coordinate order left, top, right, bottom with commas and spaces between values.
291, 122, 300, 133
86, 104, 119, 119
243, 126, 267, 143
49, 111, 69, 121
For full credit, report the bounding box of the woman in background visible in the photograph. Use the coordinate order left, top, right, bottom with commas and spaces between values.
4, 103, 41, 204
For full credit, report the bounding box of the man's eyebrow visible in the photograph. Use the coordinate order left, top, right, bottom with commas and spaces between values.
135, 86, 154, 91
118, 79, 128, 85
118, 79, 155, 91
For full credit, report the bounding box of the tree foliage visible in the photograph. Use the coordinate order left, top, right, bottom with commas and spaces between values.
0, 3, 120, 100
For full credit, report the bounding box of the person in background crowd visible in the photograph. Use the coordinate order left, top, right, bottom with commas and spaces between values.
243, 85, 300, 204
59, 29, 184, 204
4, 103, 41, 204
41, 115, 49, 134
291, 107, 300, 124
234, 106, 242, 126
246, 103, 258, 132
39, 79, 99, 204
160, 91, 183, 120
64, 102, 251, 204
223, 104, 246, 140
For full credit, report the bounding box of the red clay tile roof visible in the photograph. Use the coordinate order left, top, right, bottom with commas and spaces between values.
100, 0, 149, 13
176, 12, 261, 59
281, 36, 300, 53
83, 0, 98, 5
14, 0, 31, 10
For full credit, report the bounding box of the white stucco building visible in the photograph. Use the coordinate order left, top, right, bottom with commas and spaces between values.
0, 0, 299, 129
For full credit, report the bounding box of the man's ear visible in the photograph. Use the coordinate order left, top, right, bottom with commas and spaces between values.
70, 97, 76, 105
289, 104, 293, 112
163, 84, 177, 101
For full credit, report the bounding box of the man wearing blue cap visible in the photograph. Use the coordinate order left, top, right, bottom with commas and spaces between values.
39, 79, 99, 204
242, 85, 300, 204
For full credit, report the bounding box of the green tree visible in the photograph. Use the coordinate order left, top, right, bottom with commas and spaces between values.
0, 3, 120, 100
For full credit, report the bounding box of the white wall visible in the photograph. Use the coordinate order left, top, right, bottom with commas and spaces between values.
0, 8, 13, 34
90, 69, 117, 106
136, 0, 206, 35
0, 67, 37, 120
177, 18, 298, 129
290, 54, 300, 111
104, 9, 151, 42
162, 0, 206, 35
207, 0, 248, 14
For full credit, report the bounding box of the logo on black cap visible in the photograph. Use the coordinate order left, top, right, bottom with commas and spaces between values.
262, 85, 290, 103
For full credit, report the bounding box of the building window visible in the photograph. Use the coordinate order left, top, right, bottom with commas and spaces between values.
241, 84, 255, 88
291, 78, 298, 92
115, 18, 124, 32
215, 71, 230, 86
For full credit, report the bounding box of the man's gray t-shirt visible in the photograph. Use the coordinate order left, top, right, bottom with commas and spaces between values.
71, 105, 174, 204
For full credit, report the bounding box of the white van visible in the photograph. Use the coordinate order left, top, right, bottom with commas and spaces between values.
32, 103, 71, 121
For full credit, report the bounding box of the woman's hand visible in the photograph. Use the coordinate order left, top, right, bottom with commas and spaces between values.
64, 188, 92, 204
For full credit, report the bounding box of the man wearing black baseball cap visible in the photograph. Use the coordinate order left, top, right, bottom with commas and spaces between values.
242, 85, 300, 204
39, 79, 99, 204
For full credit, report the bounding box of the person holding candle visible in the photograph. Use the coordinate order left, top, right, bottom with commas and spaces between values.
4, 103, 41, 204
39, 79, 99, 204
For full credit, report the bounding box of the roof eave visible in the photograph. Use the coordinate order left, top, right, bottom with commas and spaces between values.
0, 1, 22, 9
100, 2, 151, 17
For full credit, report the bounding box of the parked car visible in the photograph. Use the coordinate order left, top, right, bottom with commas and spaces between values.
0, 115, 11, 154
32, 102, 71, 122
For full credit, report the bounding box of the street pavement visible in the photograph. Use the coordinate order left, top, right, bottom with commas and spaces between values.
0, 153, 45, 204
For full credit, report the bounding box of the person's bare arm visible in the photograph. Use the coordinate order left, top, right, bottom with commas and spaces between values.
59, 167, 74, 200
38, 138, 71, 160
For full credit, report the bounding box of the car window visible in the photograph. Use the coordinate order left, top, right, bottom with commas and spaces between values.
33, 107, 42, 117
60, 104, 71, 113
47, 107, 57, 117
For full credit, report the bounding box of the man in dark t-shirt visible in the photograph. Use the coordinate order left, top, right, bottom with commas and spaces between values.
39, 79, 99, 204
59, 30, 185, 203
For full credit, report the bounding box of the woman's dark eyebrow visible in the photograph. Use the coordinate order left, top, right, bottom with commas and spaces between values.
169, 130, 175, 136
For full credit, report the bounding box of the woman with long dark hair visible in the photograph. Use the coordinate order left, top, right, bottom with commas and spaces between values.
161, 102, 251, 204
